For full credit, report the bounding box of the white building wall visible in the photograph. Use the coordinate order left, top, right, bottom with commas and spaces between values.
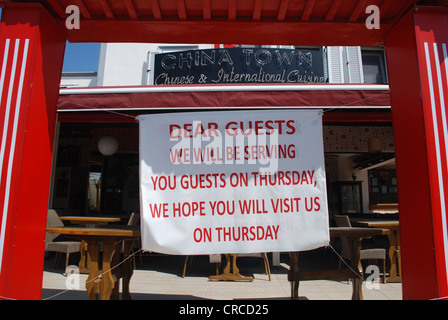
97, 43, 154, 86
60, 72, 98, 87
97, 43, 214, 86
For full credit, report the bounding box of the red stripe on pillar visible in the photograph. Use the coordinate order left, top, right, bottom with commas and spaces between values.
0, 37, 30, 280
422, 41, 448, 296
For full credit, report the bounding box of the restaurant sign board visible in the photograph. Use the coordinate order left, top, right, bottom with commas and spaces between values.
138, 110, 330, 255
153, 47, 326, 85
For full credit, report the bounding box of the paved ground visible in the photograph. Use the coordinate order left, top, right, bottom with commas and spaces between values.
41, 251, 402, 300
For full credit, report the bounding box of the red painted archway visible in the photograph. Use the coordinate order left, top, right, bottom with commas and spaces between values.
1, 0, 448, 300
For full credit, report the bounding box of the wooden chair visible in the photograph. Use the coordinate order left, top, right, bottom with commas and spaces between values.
125, 212, 143, 267
45, 209, 81, 273
334, 215, 387, 283
237, 252, 271, 281
182, 255, 221, 278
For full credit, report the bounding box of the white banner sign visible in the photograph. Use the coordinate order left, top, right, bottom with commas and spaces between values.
138, 110, 329, 255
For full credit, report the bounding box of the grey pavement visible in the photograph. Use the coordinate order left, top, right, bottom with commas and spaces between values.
41, 251, 402, 300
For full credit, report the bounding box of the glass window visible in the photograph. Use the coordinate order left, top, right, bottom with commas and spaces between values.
368, 168, 398, 205
361, 49, 387, 84
51, 123, 139, 216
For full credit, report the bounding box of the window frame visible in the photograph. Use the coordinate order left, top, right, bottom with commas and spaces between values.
361, 47, 388, 84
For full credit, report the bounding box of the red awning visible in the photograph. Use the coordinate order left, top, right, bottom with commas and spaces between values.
58, 84, 390, 110
57, 84, 392, 123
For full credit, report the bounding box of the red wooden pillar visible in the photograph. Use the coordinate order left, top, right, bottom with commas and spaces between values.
0, 4, 66, 299
386, 7, 448, 299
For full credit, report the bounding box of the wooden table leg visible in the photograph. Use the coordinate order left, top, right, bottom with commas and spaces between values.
99, 241, 116, 300
288, 252, 299, 300
78, 240, 89, 274
108, 240, 135, 300
121, 240, 134, 300
85, 239, 99, 300
349, 237, 363, 300
386, 229, 401, 282
209, 254, 253, 281
223, 254, 231, 274
110, 243, 122, 300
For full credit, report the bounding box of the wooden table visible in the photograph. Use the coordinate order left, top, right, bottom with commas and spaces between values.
46, 225, 140, 300
350, 218, 401, 282
60, 216, 121, 225
209, 254, 254, 281
288, 227, 390, 300
59, 216, 122, 273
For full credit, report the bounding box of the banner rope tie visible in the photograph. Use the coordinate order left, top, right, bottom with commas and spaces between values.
42, 248, 144, 300
326, 244, 364, 279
